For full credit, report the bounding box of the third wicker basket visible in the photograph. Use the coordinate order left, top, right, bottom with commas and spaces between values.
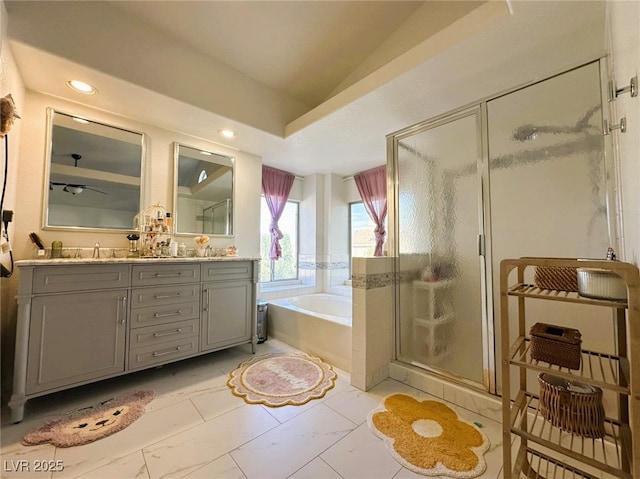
538, 373, 605, 438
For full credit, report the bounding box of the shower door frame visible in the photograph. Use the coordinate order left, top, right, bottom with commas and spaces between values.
387, 105, 495, 393
388, 56, 617, 395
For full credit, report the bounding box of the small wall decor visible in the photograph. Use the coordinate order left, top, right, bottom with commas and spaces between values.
0, 94, 20, 137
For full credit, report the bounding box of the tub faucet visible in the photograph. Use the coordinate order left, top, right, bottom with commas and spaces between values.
93, 242, 100, 258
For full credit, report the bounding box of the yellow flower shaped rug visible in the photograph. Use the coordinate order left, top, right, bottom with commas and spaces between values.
368, 394, 490, 478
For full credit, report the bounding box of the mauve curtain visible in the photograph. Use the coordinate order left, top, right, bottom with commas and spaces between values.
262, 166, 295, 260
354, 165, 387, 256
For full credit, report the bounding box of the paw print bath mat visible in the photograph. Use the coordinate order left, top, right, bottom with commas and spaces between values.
368, 394, 490, 478
22, 389, 155, 448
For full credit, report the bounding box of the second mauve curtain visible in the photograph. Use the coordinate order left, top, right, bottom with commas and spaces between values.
354, 165, 387, 256
262, 166, 295, 260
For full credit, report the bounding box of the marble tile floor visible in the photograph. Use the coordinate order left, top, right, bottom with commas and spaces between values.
1, 339, 504, 479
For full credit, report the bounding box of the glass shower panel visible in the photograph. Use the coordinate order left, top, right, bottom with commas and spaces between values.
396, 110, 485, 384
487, 62, 612, 395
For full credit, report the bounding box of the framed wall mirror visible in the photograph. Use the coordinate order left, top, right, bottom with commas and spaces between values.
174, 143, 234, 236
43, 109, 145, 231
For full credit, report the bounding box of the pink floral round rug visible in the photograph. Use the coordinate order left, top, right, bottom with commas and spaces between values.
227, 352, 336, 407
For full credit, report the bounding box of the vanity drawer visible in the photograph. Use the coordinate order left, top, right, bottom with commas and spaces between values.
129, 319, 199, 349
130, 301, 200, 328
128, 338, 198, 370
33, 264, 130, 294
132, 264, 200, 286
201, 261, 253, 282
130, 284, 200, 308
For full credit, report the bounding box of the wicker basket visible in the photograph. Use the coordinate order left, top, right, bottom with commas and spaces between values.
530, 323, 582, 370
538, 373, 605, 438
534, 266, 578, 292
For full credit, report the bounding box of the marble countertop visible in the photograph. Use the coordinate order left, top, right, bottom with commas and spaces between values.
16, 256, 261, 266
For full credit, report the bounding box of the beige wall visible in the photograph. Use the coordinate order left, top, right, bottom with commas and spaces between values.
607, 1, 640, 265
13, 91, 262, 260
1, 0, 26, 399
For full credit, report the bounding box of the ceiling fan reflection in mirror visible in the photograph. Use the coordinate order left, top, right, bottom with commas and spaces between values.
49, 182, 108, 195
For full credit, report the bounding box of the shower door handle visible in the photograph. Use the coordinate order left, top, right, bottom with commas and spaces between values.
477, 234, 486, 257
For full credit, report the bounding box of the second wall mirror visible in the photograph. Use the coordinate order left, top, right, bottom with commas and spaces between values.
174, 143, 234, 236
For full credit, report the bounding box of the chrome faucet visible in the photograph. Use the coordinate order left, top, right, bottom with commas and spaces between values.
93, 242, 100, 258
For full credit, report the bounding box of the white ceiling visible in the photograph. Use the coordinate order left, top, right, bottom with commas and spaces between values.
4, 1, 608, 177
111, 1, 428, 108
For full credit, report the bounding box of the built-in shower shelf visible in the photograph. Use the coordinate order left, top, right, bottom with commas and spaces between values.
414, 315, 452, 325
412, 279, 454, 361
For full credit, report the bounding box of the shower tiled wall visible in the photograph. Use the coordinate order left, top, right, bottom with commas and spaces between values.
350, 256, 394, 390
349, 255, 505, 420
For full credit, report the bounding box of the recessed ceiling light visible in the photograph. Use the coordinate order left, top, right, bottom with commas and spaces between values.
72, 116, 90, 124
200, 151, 212, 156
218, 129, 236, 139
66, 80, 98, 95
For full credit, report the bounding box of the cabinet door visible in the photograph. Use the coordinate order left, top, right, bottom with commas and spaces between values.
201, 281, 252, 351
27, 290, 127, 394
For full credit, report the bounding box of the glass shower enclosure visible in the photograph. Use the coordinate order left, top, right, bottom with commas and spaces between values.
388, 60, 614, 392
390, 107, 488, 386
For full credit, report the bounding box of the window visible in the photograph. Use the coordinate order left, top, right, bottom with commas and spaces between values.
350, 201, 380, 258
260, 197, 299, 283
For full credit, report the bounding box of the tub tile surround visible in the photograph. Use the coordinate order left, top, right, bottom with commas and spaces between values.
259, 254, 352, 302
0, 339, 505, 479
267, 294, 352, 371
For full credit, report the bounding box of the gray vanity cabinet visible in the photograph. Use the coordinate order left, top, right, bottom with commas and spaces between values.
27, 289, 128, 394
129, 263, 202, 370
202, 280, 253, 351
10, 258, 258, 423
17, 264, 130, 398
201, 262, 254, 352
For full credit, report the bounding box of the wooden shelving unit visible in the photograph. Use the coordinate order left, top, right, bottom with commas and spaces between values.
500, 257, 640, 479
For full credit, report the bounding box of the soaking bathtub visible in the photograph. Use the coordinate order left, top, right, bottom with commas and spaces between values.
267, 293, 352, 371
